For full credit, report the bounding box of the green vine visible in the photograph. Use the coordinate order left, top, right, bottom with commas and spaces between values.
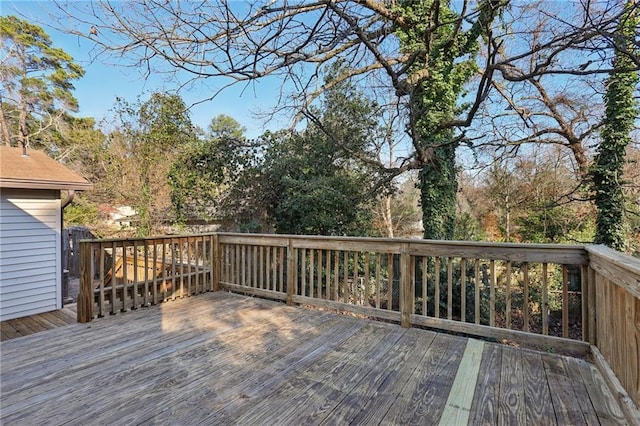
591, 1, 639, 250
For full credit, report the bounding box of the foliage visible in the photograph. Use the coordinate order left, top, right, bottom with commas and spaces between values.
590, 0, 639, 251
260, 77, 385, 235
168, 115, 255, 225
394, 0, 503, 240
0, 15, 84, 149
262, 107, 375, 235
62, 195, 99, 226
105, 93, 196, 236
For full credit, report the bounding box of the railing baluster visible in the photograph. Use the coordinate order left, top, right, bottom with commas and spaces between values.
161, 240, 168, 301
422, 256, 427, 316
110, 241, 117, 314
490, 259, 495, 327
279, 247, 284, 293
253, 245, 258, 288
152, 241, 158, 304
309, 249, 315, 299
387, 253, 393, 311
325, 250, 331, 300
343, 251, 348, 304
98, 243, 105, 317
506, 260, 511, 329
542, 263, 549, 335
523, 262, 529, 332
143, 241, 149, 306
132, 240, 138, 309
447, 257, 453, 320
460, 258, 466, 322
193, 238, 199, 294
434, 258, 440, 318
263, 246, 269, 291
364, 252, 370, 305
474, 259, 480, 324
353, 251, 359, 305
316, 249, 322, 299
562, 265, 568, 338
375, 253, 381, 309
301, 249, 307, 297
234, 244, 240, 286
121, 240, 128, 312
333, 250, 340, 302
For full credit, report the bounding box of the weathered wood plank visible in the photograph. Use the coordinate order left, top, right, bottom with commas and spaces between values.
497, 346, 526, 424
0, 292, 626, 426
2, 297, 341, 424
138, 319, 368, 425
568, 357, 626, 425
380, 334, 466, 425
542, 353, 587, 425
469, 342, 502, 424
231, 322, 399, 425
327, 328, 438, 425
521, 350, 556, 424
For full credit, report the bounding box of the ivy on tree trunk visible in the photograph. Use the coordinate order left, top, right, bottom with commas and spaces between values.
591, 0, 638, 251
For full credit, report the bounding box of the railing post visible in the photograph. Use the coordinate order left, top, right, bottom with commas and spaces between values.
212, 233, 220, 291
77, 240, 93, 323
400, 242, 411, 328
286, 238, 295, 305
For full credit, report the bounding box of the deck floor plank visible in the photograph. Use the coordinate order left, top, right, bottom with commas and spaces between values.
0, 293, 249, 373
521, 350, 556, 424
183, 318, 369, 425
469, 342, 502, 424
231, 321, 396, 425
282, 326, 408, 426
570, 358, 627, 425
0, 320, 21, 340
498, 344, 527, 424
64, 308, 334, 426
542, 353, 589, 425
0, 291, 624, 426
379, 333, 466, 425
317, 327, 437, 425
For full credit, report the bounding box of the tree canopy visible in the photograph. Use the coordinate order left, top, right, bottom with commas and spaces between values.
0, 15, 84, 152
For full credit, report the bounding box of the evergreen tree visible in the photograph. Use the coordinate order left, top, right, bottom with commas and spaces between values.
0, 15, 84, 152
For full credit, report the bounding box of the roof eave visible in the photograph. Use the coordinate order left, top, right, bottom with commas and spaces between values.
0, 178, 94, 191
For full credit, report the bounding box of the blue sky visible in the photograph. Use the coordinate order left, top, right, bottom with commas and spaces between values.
3, 1, 286, 138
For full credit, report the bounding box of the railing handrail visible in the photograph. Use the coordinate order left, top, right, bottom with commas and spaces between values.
217, 232, 589, 264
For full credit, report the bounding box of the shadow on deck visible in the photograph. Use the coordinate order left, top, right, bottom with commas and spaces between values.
0, 291, 626, 425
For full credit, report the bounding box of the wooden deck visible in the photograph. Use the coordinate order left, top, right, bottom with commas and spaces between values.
0, 291, 626, 425
0, 304, 77, 341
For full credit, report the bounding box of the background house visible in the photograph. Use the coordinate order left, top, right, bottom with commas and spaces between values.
0, 146, 92, 321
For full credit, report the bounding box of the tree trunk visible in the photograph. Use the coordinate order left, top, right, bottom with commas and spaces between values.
0, 104, 11, 146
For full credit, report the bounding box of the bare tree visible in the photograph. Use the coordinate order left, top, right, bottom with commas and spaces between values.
48, 0, 639, 238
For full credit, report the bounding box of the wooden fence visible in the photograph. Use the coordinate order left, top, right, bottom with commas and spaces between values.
63, 226, 94, 277
78, 232, 640, 415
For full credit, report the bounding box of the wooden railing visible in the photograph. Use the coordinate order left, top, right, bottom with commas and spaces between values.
78, 234, 217, 321
585, 245, 640, 420
217, 234, 590, 354
77, 232, 640, 416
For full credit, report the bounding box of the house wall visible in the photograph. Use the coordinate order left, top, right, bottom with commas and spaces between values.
0, 188, 61, 321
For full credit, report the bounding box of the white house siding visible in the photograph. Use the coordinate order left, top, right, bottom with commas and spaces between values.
0, 189, 61, 321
